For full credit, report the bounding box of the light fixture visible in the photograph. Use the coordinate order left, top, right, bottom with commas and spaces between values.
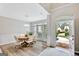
24, 24, 29, 27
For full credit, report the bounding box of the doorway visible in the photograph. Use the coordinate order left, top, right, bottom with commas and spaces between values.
56, 16, 74, 55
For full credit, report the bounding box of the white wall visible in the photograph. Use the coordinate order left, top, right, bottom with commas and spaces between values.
0, 16, 29, 45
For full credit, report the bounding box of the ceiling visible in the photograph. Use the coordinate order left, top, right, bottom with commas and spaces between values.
0, 3, 49, 22
40, 3, 68, 12
0, 3, 69, 23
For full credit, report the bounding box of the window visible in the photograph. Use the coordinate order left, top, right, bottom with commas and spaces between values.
31, 23, 48, 41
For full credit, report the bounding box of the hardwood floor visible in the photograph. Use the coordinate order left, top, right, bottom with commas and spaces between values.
0, 41, 47, 56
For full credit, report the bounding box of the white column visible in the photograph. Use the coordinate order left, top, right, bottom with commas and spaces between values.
47, 14, 56, 47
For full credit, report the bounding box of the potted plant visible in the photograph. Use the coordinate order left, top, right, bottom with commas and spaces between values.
29, 32, 33, 35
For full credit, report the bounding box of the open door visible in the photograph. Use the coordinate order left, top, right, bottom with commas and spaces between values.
56, 16, 74, 56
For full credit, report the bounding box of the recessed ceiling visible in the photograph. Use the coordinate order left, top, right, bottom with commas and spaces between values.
0, 3, 49, 22
40, 3, 69, 12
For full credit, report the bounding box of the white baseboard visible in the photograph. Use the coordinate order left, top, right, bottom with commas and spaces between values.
0, 41, 16, 46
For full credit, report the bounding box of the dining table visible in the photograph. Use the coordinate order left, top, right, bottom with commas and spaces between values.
16, 36, 33, 48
